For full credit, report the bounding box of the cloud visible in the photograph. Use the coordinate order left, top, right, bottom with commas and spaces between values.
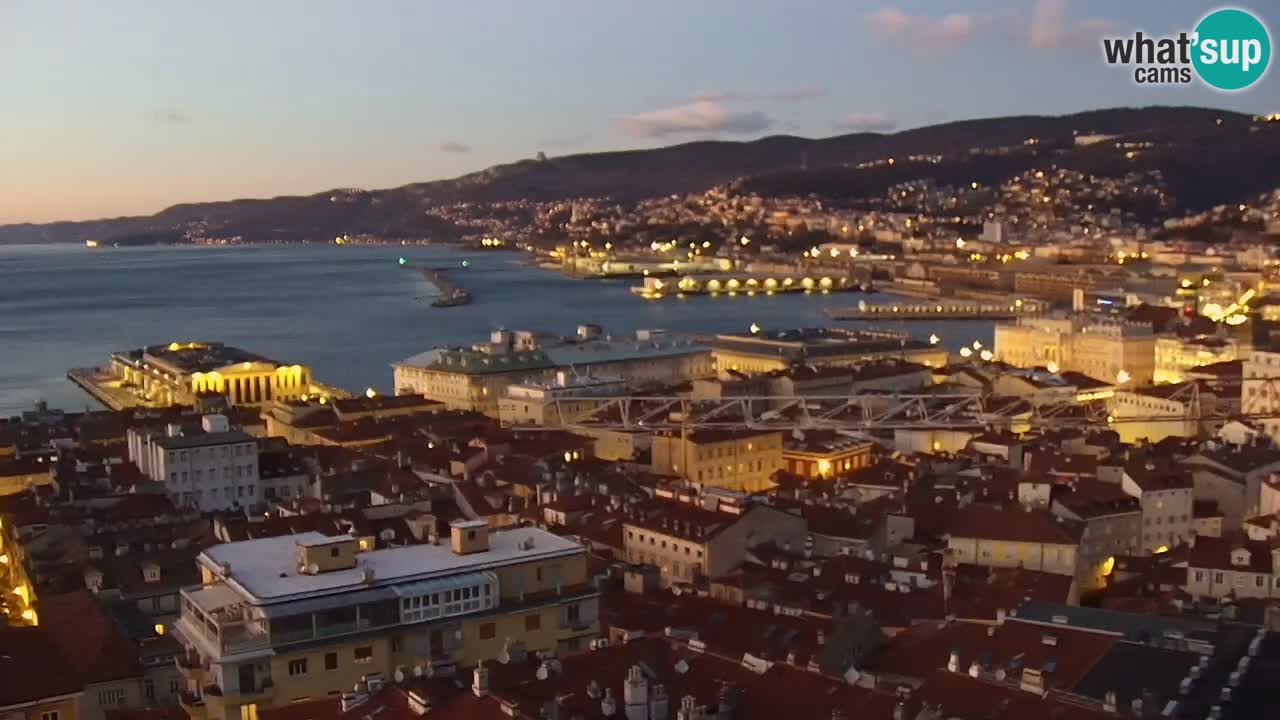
1023, 0, 1115, 49
690, 86, 825, 103
691, 90, 738, 102
834, 112, 898, 132
153, 110, 189, 124
618, 100, 773, 138
435, 141, 472, 154
864, 7, 978, 49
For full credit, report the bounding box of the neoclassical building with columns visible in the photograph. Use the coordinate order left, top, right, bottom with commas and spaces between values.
109, 341, 319, 407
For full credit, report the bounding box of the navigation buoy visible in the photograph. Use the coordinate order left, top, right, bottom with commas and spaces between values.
461, 260, 470, 268
398, 257, 407, 266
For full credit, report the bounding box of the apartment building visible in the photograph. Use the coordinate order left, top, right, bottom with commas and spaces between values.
1050, 480, 1141, 589
497, 373, 625, 426
1242, 349, 1280, 443
173, 522, 598, 720
650, 428, 784, 493
1112, 460, 1194, 554
945, 504, 1083, 579
128, 415, 260, 512
1185, 534, 1280, 600
621, 501, 806, 586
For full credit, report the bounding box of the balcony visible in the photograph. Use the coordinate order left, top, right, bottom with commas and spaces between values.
204, 680, 275, 704
176, 649, 209, 681
178, 690, 207, 720
178, 586, 272, 657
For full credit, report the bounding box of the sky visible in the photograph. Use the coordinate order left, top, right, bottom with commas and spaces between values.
2, 0, 1278, 224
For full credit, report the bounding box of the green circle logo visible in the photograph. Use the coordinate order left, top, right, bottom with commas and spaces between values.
1193, 8, 1271, 91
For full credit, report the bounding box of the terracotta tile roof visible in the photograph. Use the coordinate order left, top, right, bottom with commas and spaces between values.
1186, 533, 1278, 574
38, 591, 143, 685
0, 627, 83, 707
867, 618, 1116, 689
946, 504, 1084, 545
912, 669, 1114, 720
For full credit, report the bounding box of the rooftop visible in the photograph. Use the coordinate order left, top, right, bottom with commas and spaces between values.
117, 341, 284, 374
198, 527, 582, 605
155, 429, 254, 450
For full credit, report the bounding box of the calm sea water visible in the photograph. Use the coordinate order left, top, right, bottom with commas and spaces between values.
0, 244, 993, 416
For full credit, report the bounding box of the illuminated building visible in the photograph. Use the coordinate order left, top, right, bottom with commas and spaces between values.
174, 523, 598, 720
994, 317, 1156, 386
95, 342, 321, 409
781, 431, 874, 480
1153, 335, 1239, 384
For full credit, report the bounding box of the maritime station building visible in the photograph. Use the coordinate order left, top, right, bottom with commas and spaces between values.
80, 341, 324, 409
173, 522, 598, 720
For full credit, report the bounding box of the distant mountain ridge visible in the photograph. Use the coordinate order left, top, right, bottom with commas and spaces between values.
2, 106, 1273, 245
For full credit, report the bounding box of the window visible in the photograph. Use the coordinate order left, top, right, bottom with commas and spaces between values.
354, 646, 373, 664
98, 689, 126, 706
330, 547, 340, 558
391, 637, 403, 653
42, 713, 59, 720
1257, 576, 1265, 587
1194, 571, 1204, 583
240, 705, 259, 720
169, 679, 181, 695
324, 652, 338, 670
145, 679, 155, 702
288, 659, 308, 676
566, 603, 582, 625
525, 613, 541, 631
480, 622, 496, 640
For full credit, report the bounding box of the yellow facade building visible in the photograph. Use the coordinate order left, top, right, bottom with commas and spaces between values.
174, 522, 598, 720
994, 317, 1157, 386
650, 428, 783, 492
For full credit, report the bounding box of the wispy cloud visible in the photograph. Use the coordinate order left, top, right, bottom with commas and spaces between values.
435, 141, 472, 154
1023, 0, 1115, 50
618, 100, 773, 138
864, 7, 978, 50
690, 86, 825, 103
153, 110, 190, 124
834, 112, 898, 132
691, 89, 738, 102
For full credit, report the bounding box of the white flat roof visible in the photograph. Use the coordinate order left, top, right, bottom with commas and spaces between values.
200, 528, 581, 605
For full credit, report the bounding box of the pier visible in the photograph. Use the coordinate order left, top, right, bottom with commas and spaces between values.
631, 274, 867, 299
825, 298, 1049, 321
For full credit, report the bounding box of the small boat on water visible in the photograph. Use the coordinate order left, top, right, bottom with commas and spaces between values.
430, 288, 473, 308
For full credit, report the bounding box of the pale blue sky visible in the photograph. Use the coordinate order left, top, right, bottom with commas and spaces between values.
2, 0, 1276, 223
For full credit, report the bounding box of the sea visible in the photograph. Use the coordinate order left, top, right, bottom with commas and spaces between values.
0, 244, 994, 416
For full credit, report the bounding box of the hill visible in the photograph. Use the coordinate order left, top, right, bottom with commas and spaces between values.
1, 106, 1273, 245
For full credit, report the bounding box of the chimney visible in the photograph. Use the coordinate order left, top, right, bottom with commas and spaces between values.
649, 685, 670, 720
601, 688, 618, 718
676, 696, 703, 720
472, 661, 490, 697
624, 666, 649, 720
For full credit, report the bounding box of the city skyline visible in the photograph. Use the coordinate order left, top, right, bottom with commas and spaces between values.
3, 0, 1278, 224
